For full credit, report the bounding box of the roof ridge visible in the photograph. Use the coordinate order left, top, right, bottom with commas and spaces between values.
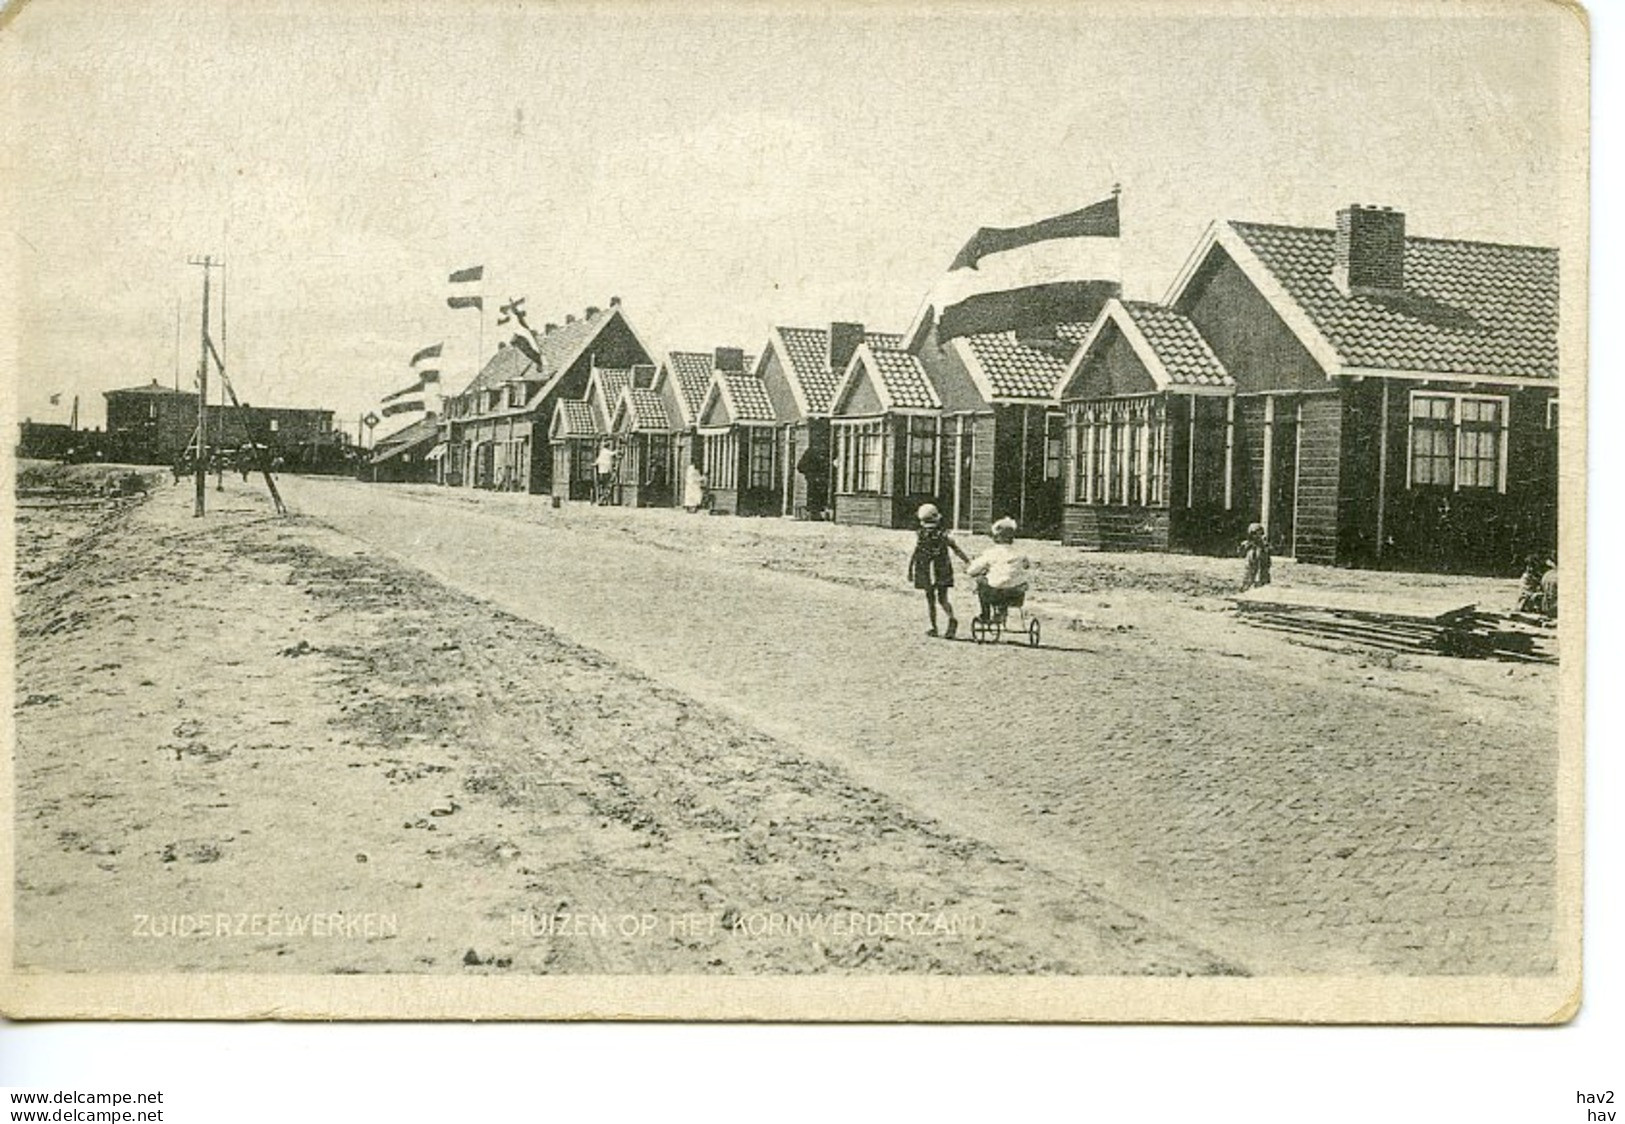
1229, 218, 1556, 255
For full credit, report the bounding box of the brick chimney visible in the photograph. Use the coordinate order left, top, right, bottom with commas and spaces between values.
1333, 204, 1406, 294
586, 305, 601, 318
545, 322, 559, 333
828, 321, 865, 373
714, 347, 745, 372
609, 295, 621, 307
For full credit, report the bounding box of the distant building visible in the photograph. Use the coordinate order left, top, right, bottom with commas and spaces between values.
102, 379, 338, 466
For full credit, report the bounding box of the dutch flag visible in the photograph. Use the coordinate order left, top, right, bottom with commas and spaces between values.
932, 194, 1122, 340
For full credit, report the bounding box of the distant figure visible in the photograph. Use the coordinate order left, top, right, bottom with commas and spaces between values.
683, 462, 707, 513
594, 441, 618, 505
1241, 522, 1272, 591
172, 455, 187, 485
796, 444, 831, 519
1540, 558, 1559, 621
967, 517, 1032, 625
909, 503, 969, 639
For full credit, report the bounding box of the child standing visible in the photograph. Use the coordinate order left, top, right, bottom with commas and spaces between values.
909, 503, 969, 638
1240, 522, 1272, 591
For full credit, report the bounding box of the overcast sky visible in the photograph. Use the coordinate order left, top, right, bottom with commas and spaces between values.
1, 0, 1584, 436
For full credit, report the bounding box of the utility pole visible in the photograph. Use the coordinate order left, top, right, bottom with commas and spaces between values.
188, 254, 223, 517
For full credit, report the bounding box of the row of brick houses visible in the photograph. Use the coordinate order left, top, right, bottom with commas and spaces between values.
422, 203, 1559, 575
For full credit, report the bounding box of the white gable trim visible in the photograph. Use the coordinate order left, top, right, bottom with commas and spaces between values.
830, 343, 890, 415
1161, 221, 1344, 377
696, 376, 732, 431
766, 328, 815, 418
950, 336, 998, 405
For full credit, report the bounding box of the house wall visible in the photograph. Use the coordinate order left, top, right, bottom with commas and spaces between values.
1177, 247, 1329, 393
758, 347, 803, 422
1063, 323, 1159, 399
1292, 391, 1345, 566
1338, 379, 1557, 574
834, 493, 887, 527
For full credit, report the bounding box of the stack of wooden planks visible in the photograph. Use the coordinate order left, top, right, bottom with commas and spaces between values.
1232, 587, 1557, 663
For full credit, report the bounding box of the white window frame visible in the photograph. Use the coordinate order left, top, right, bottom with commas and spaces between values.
1406, 390, 1509, 494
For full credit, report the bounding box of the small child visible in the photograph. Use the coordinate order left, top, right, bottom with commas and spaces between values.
908, 503, 969, 638
967, 517, 1033, 624
1240, 522, 1272, 591
1516, 554, 1549, 615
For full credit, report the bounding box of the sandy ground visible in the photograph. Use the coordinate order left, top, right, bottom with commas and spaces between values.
11, 466, 1559, 977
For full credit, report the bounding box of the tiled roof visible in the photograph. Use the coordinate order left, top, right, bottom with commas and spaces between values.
866, 346, 940, 410
716, 372, 777, 424
959, 330, 1079, 399
551, 398, 600, 439
1117, 301, 1232, 387
459, 306, 624, 398
459, 341, 540, 399
620, 387, 671, 432
373, 413, 440, 452
1229, 221, 1558, 380
593, 367, 633, 409
775, 327, 903, 413
371, 416, 440, 464
664, 351, 715, 423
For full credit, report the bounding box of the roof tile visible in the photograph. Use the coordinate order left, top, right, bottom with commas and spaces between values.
1117, 301, 1232, 387
1228, 221, 1558, 380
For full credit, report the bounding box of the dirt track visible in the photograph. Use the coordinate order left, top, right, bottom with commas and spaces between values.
11, 469, 1559, 976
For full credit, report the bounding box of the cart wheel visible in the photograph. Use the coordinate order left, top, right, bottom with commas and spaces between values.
1028, 619, 1041, 648
970, 618, 987, 644
989, 622, 1003, 643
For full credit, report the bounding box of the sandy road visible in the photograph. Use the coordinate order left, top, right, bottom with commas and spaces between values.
287, 478, 1560, 976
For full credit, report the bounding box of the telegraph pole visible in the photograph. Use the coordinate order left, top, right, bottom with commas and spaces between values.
188, 255, 223, 516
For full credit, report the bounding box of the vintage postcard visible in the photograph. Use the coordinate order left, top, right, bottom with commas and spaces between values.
0, 0, 1588, 1021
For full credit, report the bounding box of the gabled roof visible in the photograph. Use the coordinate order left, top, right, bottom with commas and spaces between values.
832, 341, 941, 414
372, 412, 441, 453
548, 398, 600, 441
658, 350, 720, 426
457, 338, 542, 399
770, 326, 903, 415
1165, 218, 1559, 383
1060, 299, 1233, 396
457, 304, 638, 400
588, 367, 634, 426
612, 387, 672, 433
370, 414, 440, 464
698, 371, 777, 429
951, 324, 1089, 402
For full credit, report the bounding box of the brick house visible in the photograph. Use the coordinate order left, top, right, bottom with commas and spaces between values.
755, 323, 900, 519
695, 361, 778, 516
650, 350, 721, 504
827, 339, 953, 529
608, 386, 675, 508
440, 299, 652, 492
1058, 204, 1559, 573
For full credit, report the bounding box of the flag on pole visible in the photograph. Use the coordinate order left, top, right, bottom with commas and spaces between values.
448, 266, 484, 311
410, 342, 443, 367
933, 194, 1122, 340
497, 296, 527, 326
49, 392, 62, 405
381, 370, 441, 403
